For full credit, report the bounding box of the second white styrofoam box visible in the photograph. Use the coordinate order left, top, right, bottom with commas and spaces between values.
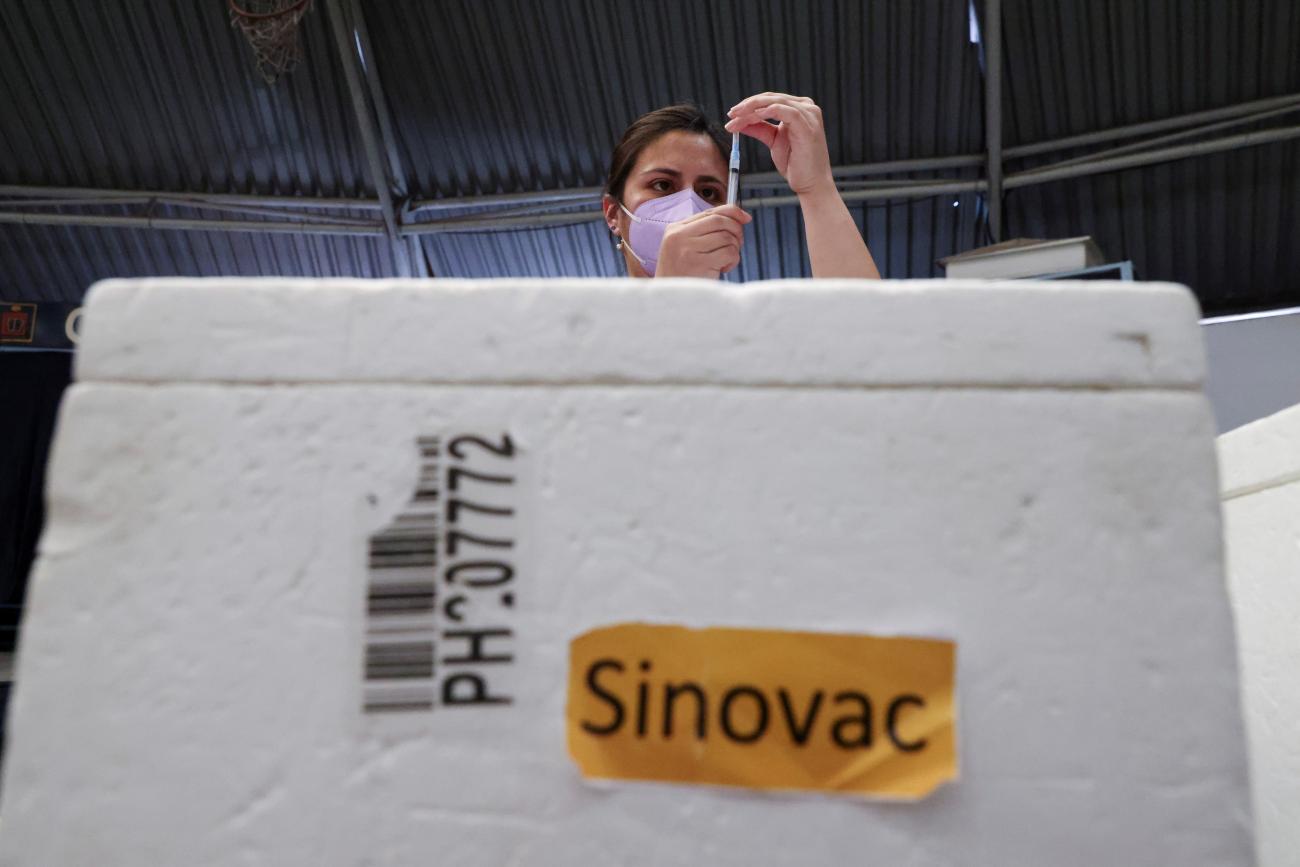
2, 278, 1251, 866
1219, 402, 1300, 867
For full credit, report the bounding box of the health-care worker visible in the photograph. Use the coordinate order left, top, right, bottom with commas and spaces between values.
602, 92, 881, 280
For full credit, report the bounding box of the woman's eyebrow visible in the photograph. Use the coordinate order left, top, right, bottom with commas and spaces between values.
639, 167, 723, 185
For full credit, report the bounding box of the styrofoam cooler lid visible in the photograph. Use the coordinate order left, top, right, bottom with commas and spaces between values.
75, 277, 1205, 387
1219, 400, 1300, 498
1218, 400, 1300, 867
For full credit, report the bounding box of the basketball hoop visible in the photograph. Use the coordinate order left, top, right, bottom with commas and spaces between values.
229, 0, 313, 84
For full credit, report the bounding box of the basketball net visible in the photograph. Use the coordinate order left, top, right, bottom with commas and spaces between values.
230, 0, 313, 84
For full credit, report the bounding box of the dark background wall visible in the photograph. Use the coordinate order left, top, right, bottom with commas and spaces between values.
1, 353, 73, 652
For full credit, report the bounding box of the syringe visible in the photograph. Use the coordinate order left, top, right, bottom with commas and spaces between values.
726, 133, 740, 206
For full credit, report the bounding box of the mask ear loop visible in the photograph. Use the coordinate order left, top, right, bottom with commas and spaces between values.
619, 236, 649, 270
615, 202, 651, 270
620, 201, 676, 226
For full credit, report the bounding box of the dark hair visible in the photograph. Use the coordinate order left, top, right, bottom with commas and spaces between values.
604, 103, 729, 200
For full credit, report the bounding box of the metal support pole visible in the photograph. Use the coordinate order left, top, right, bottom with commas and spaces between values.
410, 188, 604, 214
401, 211, 603, 234
402, 179, 991, 234
1014, 102, 1300, 177
406, 237, 428, 277
349, 0, 408, 201
743, 179, 987, 211
1005, 92, 1300, 159
0, 195, 380, 227
746, 154, 986, 187
0, 184, 382, 210
398, 200, 429, 277
1004, 123, 1300, 189
983, 0, 1004, 242
324, 0, 411, 275
0, 211, 385, 235
350, 0, 429, 276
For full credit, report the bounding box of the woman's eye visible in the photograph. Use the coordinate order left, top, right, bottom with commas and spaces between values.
650, 180, 673, 193
700, 188, 720, 201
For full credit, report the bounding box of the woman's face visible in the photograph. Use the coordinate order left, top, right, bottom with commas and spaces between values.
603, 130, 728, 276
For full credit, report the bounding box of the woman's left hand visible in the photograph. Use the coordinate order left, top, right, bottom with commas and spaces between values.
725, 93, 834, 197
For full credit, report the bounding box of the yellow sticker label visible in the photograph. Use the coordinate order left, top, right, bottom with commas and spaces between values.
566, 623, 956, 800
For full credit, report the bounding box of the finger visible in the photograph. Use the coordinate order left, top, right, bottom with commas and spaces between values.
691, 206, 751, 224
696, 246, 742, 277
698, 217, 746, 244
726, 105, 794, 129
703, 241, 743, 276
728, 92, 815, 117
683, 227, 744, 251
678, 225, 742, 252
695, 243, 741, 262
690, 231, 743, 252
732, 99, 821, 133
723, 116, 778, 146
677, 209, 751, 233
755, 102, 814, 131
710, 204, 753, 224
711, 246, 743, 274
666, 228, 742, 258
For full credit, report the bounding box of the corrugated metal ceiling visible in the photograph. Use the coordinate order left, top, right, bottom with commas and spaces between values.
0, 0, 1295, 312
0, 0, 370, 195
0, 219, 398, 305
1000, 0, 1300, 312
371, 0, 983, 198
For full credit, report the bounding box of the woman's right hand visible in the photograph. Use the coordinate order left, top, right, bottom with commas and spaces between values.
655, 205, 752, 279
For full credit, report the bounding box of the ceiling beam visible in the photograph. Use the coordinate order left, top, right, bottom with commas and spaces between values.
0, 185, 382, 210
1006, 93, 1300, 159
1004, 123, 1300, 189
347, 0, 429, 276
0, 211, 384, 236
3, 120, 1298, 237
981, 0, 1005, 242
5, 90, 1296, 227
324, 0, 412, 274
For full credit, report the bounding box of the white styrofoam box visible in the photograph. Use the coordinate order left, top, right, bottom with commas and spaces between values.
2, 278, 1251, 866
1219, 401, 1300, 867
940, 237, 1103, 280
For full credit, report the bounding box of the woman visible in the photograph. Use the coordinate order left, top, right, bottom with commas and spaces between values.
601, 93, 881, 280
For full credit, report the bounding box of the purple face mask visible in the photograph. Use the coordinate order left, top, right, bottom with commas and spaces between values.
619, 188, 714, 276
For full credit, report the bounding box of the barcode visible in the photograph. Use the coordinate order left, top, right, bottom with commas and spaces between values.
363, 436, 441, 713
363, 433, 520, 714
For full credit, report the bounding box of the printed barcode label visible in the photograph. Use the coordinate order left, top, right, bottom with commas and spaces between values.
363, 432, 520, 713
